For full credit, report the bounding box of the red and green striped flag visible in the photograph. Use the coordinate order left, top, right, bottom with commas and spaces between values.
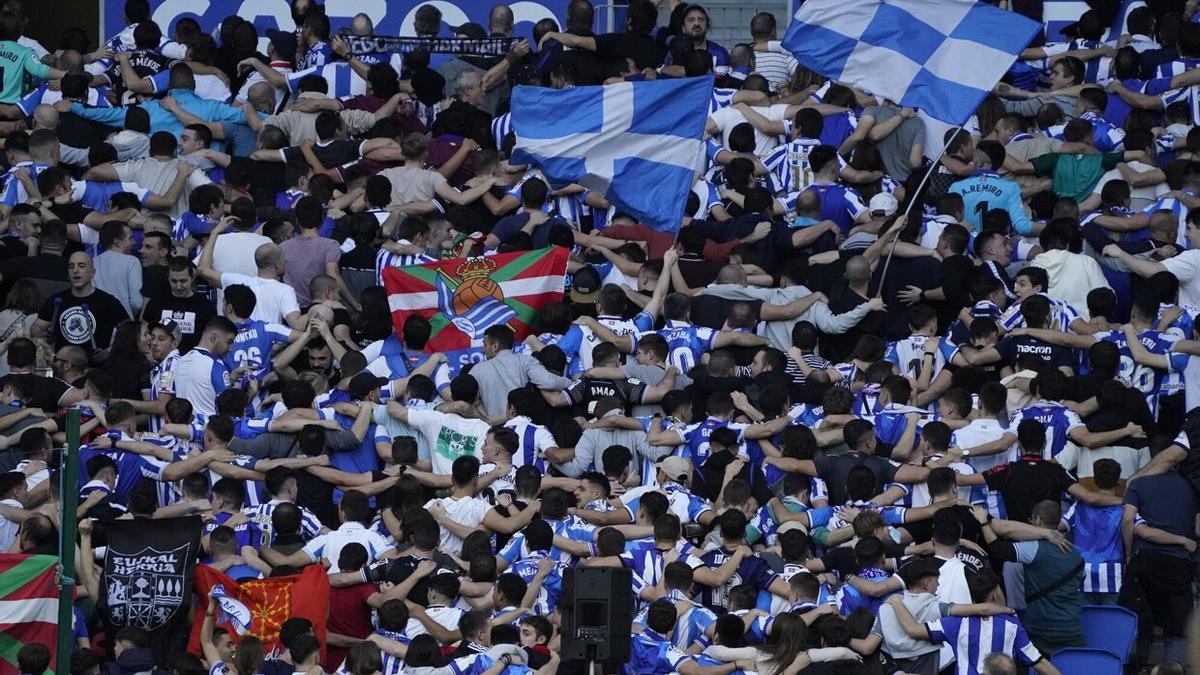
382, 246, 568, 359
0, 554, 58, 675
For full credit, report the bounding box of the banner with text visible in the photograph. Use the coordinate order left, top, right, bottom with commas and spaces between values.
101, 0, 571, 52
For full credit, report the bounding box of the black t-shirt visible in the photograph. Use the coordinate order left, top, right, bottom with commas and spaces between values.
0, 237, 27, 262
871, 256, 940, 339
48, 202, 93, 226
983, 456, 1077, 524
296, 469, 338, 528
903, 504, 984, 548
107, 49, 171, 85
937, 255, 973, 329
0, 254, 68, 290
340, 244, 378, 275
141, 264, 169, 302
813, 452, 901, 506
141, 293, 218, 354
593, 31, 666, 70
563, 377, 647, 415
239, 158, 288, 208
545, 32, 607, 85
0, 373, 70, 413
677, 253, 720, 290
688, 294, 763, 331
283, 139, 363, 171
820, 539, 907, 576
993, 334, 1074, 370
36, 288, 129, 364
376, 551, 461, 606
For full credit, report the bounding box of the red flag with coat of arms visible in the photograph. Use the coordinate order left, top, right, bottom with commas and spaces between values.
381, 246, 569, 355
187, 565, 329, 660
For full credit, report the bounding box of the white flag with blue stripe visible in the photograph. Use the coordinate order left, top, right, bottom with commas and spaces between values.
510, 77, 712, 233
781, 0, 1040, 125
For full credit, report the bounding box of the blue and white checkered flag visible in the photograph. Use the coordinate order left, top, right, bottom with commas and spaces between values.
782, 0, 1041, 125
510, 77, 712, 234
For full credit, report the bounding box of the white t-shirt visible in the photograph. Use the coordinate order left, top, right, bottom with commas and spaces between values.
220, 273, 300, 325
709, 103, 790, 156
1163, 250, 1200, 307
424, 494, 489, 554
301, 521, 393, 573
406, 409, 489, 475
1054, 444, 1150, 482
1092, 161, 1167, 210
935, 556, 972, 604
0, 498, 21, 552
206, 232, 273, 278
951, 418, 1016, 474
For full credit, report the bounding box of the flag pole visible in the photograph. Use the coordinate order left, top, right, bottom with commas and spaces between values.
875, 124, 966, 295
56, 409, 81, 675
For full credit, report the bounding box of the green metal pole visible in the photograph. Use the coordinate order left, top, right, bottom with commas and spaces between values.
55, 409, 81, 675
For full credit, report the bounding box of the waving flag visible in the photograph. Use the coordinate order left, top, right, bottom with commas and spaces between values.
189, 565, 329, 659
382, 247, 569, 372
781, 0, 1040, 125
510, 78, 712, 233
0, 555, 58, 675
101, 517, 201, 661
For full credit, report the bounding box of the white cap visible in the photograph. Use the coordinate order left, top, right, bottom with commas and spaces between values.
869, 192, 899, 216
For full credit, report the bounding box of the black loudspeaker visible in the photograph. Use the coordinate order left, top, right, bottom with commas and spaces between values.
559, 566, 633, 662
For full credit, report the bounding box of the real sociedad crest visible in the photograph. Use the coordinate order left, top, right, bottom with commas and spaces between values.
434, 257, 517, 339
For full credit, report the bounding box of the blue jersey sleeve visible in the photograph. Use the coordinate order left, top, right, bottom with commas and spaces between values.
148, 70, 170, 94
498, 533, 526, 565
557, 325, 583, 358
883, 341, 899, 365
806, 506, 834, 528
633, 311, 654, 332
16, 83, 46, 116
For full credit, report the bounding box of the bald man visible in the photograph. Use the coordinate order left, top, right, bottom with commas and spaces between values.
29, 104, 89, 169
489, 5, 515, 36
31, 251, 130, 364
198, 216, 305, 329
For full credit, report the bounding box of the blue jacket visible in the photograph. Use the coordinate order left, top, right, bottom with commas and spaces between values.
71, 88, 260, 143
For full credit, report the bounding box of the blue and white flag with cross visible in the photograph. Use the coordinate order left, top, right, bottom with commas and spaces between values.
509, 77, 712, 234
782, 0, 1041, 125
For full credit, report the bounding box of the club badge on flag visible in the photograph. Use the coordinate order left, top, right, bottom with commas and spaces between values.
0, 554, 58, 675
781, 0, 1041, 125
210, 585, 252, 635
382, 247, 569, 371
510, 77, 712, 233
101, 517, 201, 659
189, 565, 329, 659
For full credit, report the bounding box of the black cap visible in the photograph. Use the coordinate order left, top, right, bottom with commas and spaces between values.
453, 22, 487, 39
266, 28, 298, 63
570, 265, 602, 303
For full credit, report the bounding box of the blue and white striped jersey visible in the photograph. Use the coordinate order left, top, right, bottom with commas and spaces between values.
926, 615, 1044, 675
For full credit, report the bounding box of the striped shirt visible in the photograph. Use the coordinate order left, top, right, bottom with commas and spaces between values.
286, 62, 373, 98
927, 614, 1043, 675
752, 50, 798, 90
491, 112, 512, 150
242, 499, 324, 545
998, 294, 1081, 332
148, 349, 180, 433
504, 416, 555, 473
374, 628, 409, 675
375, 239, 435, 286
1141, 190, 1195, 248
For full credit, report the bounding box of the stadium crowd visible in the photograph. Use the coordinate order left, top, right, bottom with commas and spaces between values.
3, 0, 1200, 673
